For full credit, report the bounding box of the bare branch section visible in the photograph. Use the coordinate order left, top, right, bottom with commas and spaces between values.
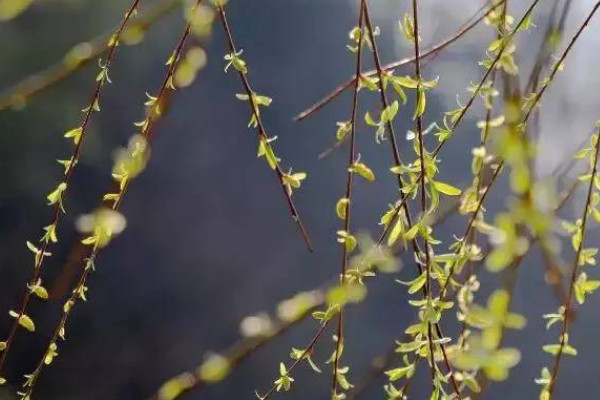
0, 0, 181, 113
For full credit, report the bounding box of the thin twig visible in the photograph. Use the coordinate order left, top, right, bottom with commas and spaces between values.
216, 5, 313, 252
547, 83, 600, 400
409, 0, 440, 392
0, 0, 181, 112
331, 1, 366, 397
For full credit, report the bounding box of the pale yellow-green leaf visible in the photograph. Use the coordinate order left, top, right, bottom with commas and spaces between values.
0, 0, 35, 21
350, 162, 375, 182
9, 311, 35, 332
432, 181, 462, 196
336, 198, 350, 220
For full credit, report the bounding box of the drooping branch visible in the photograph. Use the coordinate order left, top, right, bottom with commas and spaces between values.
16, 1, 207, 396
215, 4, 313, 252
0, 0, 181, 113
0, 0, 143, 381
331, 1, 366, 398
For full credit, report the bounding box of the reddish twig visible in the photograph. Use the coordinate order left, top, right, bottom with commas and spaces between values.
216, 5, 313, 252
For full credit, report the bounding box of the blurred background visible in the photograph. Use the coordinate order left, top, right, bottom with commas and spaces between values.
1, 0, 600, 399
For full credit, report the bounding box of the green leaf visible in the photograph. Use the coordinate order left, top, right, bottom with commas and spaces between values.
398, 272, 426, 294
385, 364, 414, 381
44, 343, 58, 365
0, 0, 35, 20
337, 230, 357, 252
326, 283, 367, 307
432, 181, 462, 196
199, 354, 230, 383
349, 162, 375, 182
257, 137, 280, 170
336, 198, 350, 220
64, 127, 83, 145
336, 121, 351, 141
364, 112, 378, 127
9, 311, 35, 332
381, 101, 399, 123
387, 217, 404, 246
47, 182, 68, 212
282, 171, 307, 195
414, 89, 426, 119
404, 223, 420, 240
224, 50, 247, 74
274, 363, 294, 392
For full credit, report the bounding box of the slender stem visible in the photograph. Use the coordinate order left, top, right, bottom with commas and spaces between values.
409, 0, 438, 390
0, 0, 181, 113
331, 1, 365, 397
547, 125, 600, 397
256, 321, 331, 400
216, 5, 313, 252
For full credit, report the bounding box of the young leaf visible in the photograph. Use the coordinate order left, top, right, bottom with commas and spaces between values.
432, 181, 462, 196
9, 311, 35, 332
349, 162, 375, 182
336, 198, 350, 220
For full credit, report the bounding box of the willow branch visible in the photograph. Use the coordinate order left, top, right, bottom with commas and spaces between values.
216, 4, 313, 252
18, 1, 205, 395
331, 1, 365, 397
0, 0, 181, 113
0, 0, 143, 379
146, 197, 461, 400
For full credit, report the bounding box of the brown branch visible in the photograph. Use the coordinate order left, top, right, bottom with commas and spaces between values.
0, 0, 181, 113
547, 12, 600, 391
216, 4, 313, 252
331, 1, 366, 397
